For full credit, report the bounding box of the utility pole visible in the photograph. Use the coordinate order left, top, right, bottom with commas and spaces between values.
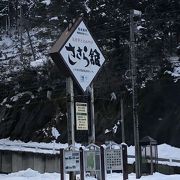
130, 9, 141, 179
120, 95, 125, 143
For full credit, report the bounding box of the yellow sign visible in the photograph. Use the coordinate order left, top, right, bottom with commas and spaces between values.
76, 102, 88, 130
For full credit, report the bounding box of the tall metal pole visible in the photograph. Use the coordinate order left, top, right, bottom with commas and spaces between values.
66, 77, 75, 147
121, 96, 125, 143
130, 9, 141, 178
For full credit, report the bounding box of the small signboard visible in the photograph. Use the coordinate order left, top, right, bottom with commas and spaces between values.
106, 149, 122, 171
76, 102, 88, 130
50, 17, 105, 92
64, 151, 80, 172
85, 151, 101, 171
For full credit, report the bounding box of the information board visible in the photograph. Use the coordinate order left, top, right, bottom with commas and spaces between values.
76, 102, 88, 130
106, 149, 122, 171
85, 151, 100, 171
64, 151, 80, 172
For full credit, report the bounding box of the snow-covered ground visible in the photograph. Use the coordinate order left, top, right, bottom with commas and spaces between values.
128, 143, 180, 167
0, 168, 180, 180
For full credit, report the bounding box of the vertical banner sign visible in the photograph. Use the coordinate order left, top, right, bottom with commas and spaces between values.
76, 102, 88, 130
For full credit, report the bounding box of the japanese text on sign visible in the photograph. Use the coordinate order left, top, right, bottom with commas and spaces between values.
106, 149, 122, 171
64, 151, 80, 172
60, 20, 105, 92
65, 43, 101, 67
76, 102, 88, 130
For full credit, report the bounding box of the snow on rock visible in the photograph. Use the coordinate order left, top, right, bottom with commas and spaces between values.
137, 25, 145, 30
49, 17, 58, 21
0, 36, 13, 47
51, 127, 60, 139
42, 0, 51, 6
30, 59, 45, 67
84, 0, 91, 13
166, 56, 180, 81
0, 26, 53, 81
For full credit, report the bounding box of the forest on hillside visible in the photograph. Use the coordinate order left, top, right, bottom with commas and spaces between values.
0, 0, 180, 147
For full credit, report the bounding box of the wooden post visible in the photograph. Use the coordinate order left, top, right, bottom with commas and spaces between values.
79, 147, 85, 180
122, 144, 128, 180
60, 149, 65, 180
89, 84, 95, 144
100, 146, 106, 180
150, 144, 153, 175
66, 77, 76, 180
66, 77, 75, 147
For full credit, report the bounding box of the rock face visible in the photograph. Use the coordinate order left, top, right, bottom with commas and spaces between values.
0, 75, 180, 147
0, 99, 56, 142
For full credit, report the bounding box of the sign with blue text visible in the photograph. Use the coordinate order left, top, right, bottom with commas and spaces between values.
64, 150, 80, 172
59, 19, 105, 92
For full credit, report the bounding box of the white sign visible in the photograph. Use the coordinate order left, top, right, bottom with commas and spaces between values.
64, 151, 80, 172
60, 20, 105, 92
106, 149, 122, 171
76, 102, 88, 130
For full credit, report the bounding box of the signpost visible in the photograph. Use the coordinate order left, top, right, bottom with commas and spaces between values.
50, 18, 106, 180
50, 17, 106, 146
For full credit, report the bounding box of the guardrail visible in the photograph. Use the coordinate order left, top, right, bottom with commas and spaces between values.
0, 142, 60, 154
128, 155, 180, 165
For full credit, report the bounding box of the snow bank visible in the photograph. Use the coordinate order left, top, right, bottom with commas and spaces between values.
1, 169, 180, 180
